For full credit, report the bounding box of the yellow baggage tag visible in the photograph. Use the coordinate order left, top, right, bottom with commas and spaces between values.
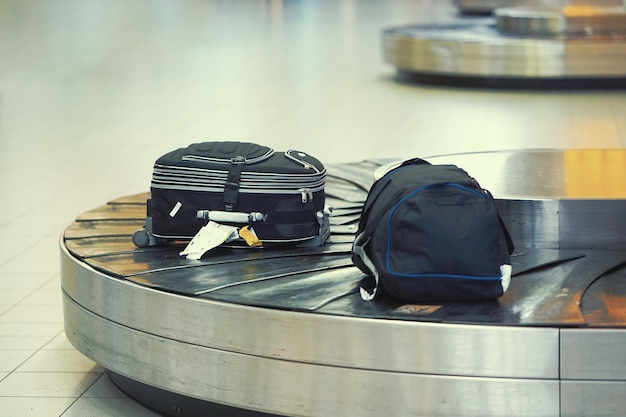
239, 225, 262, 247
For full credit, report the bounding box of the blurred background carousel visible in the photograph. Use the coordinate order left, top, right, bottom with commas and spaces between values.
383, 0, 626, 87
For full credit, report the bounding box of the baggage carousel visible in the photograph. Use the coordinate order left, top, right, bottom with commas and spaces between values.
384, 1, 626, 88
61, 149, 626, 417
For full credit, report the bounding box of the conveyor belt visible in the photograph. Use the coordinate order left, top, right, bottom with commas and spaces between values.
61, 149, 626, 417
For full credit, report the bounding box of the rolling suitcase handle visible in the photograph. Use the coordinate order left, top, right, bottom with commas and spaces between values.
196, 210, 266, 223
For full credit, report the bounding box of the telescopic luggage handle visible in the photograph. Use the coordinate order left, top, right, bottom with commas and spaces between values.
196, 210, 265, 223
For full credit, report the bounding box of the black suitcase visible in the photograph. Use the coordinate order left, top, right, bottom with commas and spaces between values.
133, 141, 329, 249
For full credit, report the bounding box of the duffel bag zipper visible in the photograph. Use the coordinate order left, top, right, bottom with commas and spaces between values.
388, 183, 488, 220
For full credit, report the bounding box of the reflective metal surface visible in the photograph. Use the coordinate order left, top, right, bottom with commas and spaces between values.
384, 3, 626, 84
61, 150, 626, 417
561, 329, 626, 379
65, 295, 560, 417
562, 381, 626, 417
61, 242, 560, 379
497, 6, 626, 36
455, 0, 625, 15
427, 150, 626, 250
427, 149, 626, 199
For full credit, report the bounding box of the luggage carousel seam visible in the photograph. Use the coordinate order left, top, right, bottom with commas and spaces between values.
65, 294, 561, 380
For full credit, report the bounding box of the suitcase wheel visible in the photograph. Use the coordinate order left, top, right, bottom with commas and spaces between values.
133, 228, 153, 248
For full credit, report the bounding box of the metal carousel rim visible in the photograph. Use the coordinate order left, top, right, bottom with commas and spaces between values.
61, 238, 561, 380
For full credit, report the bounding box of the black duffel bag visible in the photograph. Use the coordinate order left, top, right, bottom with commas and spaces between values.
352, 158, 514, 302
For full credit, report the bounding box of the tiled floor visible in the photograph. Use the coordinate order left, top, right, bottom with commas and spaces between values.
1, 0, 625, 416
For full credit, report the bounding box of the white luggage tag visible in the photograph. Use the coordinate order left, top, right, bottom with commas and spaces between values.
179, 221, 238, 260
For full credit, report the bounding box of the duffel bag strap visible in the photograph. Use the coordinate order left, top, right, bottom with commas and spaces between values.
499, 216, 515, 255
352, 233, 381, 300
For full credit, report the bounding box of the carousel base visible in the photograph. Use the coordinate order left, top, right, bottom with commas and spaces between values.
107, 371, 276, 417
394, 70, 626, 90
61, 149, 626, 417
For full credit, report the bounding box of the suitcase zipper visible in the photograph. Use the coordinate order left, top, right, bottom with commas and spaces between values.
182, 149, 274, 165
152, 180, 324, 195
298, 188, 314, 203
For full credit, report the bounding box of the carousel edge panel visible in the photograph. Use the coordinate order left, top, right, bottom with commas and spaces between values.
560, 328, 626, 380
60, 240, 560, 379
561, 380, 626, 417
63, 295, 561, 417
558, 199, 626, 250
106, 371, 280, 417
496, 199, 560, 249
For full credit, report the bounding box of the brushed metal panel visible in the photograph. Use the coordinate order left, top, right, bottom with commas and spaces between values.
426, 150, 566, 199
60, 240, 560, 379
561, 381, 626, 417
496, 199, 559, 249
561, 329, 626, 380
453, 0, 622, 14
426, 150, 626, 249
64, 294, 560, 417
496, 6, 626, 36
426, 149, 626, 200
558, 199, 626, 250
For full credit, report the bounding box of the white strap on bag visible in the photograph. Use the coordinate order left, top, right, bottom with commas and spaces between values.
500, 264, 512, 292
352, 233, 380, 301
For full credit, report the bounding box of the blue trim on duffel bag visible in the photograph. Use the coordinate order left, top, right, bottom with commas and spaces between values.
385, 182, 502, 281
